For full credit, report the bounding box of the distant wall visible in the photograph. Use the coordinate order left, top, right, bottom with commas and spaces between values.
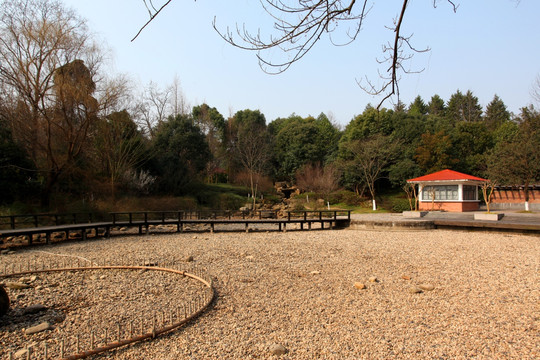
491, 187, 540, 204
480, 203, 540, 211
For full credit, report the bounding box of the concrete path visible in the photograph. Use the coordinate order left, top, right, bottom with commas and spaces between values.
349, 211, 540, 233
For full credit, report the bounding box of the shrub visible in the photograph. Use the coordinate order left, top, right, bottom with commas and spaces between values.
329, 190, 364, 206
215, 193, 245, 210
390, 198, 411, 213
289, 198, 306, 211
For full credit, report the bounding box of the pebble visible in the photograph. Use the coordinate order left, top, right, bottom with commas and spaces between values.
409, 286, 423, 294
401, 275, 412, 280
14, 348, 29, 358
369, 276, 378, 283
25, 322, 54, 335
185, 256, 194, 262
418, 283, 435, 291
4, 282, 30, 290
354, 282, 367, 290
310, 270, 321, 275
23, 304, 47, 315
269, 343, 287, 355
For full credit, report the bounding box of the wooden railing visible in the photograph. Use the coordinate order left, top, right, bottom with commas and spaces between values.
0, 209, 352, 246
0, 213, 97, 230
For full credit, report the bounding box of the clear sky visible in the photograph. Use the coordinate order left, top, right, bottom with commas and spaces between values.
62, 0, 540, 126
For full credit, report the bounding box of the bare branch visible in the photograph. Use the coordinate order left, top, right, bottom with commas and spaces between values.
433, 0, 459, 12
213, 1, 370, 74
133, 0, 460, 108
132, 0, 174, 41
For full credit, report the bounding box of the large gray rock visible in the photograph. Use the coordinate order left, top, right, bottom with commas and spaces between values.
0, 285, 9, 316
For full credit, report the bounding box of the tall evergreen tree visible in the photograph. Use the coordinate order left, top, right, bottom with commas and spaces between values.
408, 96, 428, 116
152, 114, 211, 194
427, 94, 446, 116
447, 90, 483, 122
484, 95, 511, 131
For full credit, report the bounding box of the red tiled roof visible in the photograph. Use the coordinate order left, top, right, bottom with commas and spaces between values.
407, 169, 487, 183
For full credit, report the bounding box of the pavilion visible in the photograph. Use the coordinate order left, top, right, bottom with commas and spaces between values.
407, 169, 487, 212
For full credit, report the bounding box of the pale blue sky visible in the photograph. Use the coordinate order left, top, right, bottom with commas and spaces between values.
63, 0, 540, 126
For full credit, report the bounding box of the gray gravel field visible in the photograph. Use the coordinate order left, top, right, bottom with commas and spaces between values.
1, 228, 539, 359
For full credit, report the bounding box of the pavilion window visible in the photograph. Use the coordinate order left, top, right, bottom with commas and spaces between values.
422, 185, 459, 201
463, 185, 477, 200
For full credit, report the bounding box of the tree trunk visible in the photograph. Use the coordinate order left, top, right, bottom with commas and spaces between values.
369, 183, 376, 211
249, 171, 256, 210
40, 170, 60, 208
524, 182, 530, 211
111, 176, 116, 205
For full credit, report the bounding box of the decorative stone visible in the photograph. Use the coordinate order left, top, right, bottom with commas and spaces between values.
402, 211, 428, 218
474, 213, 504, 221
269, 343, 287, 355
0, 285, 9, 316
354, 282, 366, 290
23, 304, 47, 315
409, 286, 423, 294
418, 284, 435, 291
25, 322, 54, 335
368, 276, 378, 283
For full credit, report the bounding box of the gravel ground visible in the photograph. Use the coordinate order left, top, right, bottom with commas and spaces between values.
1, 228, 539, 359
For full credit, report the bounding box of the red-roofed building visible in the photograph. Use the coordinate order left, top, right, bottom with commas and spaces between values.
407, 169, 487, 212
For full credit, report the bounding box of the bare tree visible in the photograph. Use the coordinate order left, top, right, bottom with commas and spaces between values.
170, 75, 189, 117
403, 182, 418, 211
94, 110, 149, 202
480, 179, 497, 213
532, 74, 540, 106
134, 0, 457, 108
0, 0, 104, 206
133, 78, 188, 138
228, 110, 270, 210
96, 74, 133, 117
296, 163, 341, 203
344, 134, 401, 210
